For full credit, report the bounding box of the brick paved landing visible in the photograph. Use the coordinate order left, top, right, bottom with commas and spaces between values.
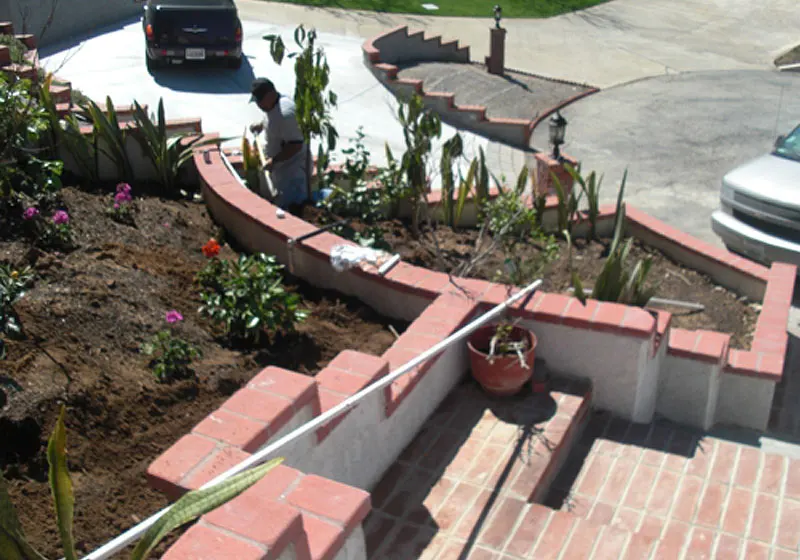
546, 410, 800, 559
364, 377, 601, 559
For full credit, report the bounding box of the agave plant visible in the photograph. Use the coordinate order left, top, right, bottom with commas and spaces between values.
79, 96, 134, 184
571, 169, 657, 307
552, 170, 583, 237
132, 99, 227, 195
0, 406, 283, 560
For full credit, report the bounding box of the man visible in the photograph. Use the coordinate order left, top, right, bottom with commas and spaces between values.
249, 78, 308, 210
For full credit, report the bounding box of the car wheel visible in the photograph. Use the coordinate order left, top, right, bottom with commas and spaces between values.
228, 56, 243, 70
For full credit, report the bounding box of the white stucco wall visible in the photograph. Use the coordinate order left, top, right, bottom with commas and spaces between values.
715, 371, 776, 432
518, 317, 655, 422
657, 355, 720, 430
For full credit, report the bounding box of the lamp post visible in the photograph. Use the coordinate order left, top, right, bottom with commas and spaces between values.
494, 4, 503, 28
549, 110, 568, 161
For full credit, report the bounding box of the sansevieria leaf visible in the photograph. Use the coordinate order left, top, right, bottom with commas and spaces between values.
0, 475, 47, 560
48, 405, 78, 560
130, 457, 284, 560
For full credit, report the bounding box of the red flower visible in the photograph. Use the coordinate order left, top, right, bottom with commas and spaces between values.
202, 238, 221, 258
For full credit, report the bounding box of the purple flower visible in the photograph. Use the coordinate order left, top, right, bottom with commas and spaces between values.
165, 310, 184, 324
52, 210, 70, 225
23, 207, 40, 221
116, 183, 132, 195
113, 202, 120, 210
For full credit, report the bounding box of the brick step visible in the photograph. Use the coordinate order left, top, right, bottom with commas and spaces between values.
48, 83, 72, 104
15, 33, 35, 49
0, 22, 13, 35
1, 63, 37, 82
69, 103, 145, 123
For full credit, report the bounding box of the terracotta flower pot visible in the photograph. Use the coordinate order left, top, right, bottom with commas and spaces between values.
467, 325, 537, 397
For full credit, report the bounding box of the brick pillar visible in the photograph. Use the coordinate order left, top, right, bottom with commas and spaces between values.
486, 27, 506, 76
533, 152, 579, 198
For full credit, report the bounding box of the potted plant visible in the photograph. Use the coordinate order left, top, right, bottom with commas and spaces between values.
467, 321, 538, 396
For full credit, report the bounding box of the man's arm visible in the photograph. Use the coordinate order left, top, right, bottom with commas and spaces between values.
265, 141, 303, 168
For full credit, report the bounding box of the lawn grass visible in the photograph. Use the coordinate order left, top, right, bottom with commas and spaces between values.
266, 0, 609, 18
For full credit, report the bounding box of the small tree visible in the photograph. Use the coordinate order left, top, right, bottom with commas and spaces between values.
397, 94, 441, 237
264, 26, 338, 195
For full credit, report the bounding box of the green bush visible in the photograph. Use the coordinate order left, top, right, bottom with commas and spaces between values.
198, 253, 307, 343
0, 35, 28, 64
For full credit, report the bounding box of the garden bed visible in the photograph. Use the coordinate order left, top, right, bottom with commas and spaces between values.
301, 206, 758, 349
0, 187, 404, 558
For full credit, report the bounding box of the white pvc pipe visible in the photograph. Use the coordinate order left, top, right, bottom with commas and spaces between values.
378, 254, 401, 276
80, 279, 543, 560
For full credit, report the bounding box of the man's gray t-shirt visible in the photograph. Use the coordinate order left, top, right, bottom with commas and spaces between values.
262, 96, 308, 205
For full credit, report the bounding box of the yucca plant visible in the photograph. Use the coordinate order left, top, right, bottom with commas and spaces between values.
0, 405, 283, 560
567, 164, 603, 240
571, 169, 657, 307
439, 132, 463, 227
132, 99, 226, 195
79, 96, 133, 183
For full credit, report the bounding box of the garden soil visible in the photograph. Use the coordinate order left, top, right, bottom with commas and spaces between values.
302, 207, 758, 350
0, 188, 405, 558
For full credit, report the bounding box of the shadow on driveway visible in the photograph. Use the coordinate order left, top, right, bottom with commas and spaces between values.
150, 54, 257, 94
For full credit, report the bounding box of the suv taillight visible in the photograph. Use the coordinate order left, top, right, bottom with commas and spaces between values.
235, 26, 242, 42
145, 24, 154, 40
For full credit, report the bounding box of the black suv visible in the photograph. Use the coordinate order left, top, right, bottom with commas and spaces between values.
143, 0, 243, 71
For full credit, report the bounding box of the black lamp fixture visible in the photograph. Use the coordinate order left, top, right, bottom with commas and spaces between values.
549, 110, 568, 160
493, 4, 502, 28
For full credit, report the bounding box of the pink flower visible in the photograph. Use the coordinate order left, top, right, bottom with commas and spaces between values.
113, 202, 120, 209
114, 191, 132, 204
116, 183, 132, 195
52, 210, 70, 225
165, 310, 183, 324
23, 207, 39, 221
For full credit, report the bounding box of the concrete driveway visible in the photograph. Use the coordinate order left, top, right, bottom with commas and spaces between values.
531, 70, 800, 247
39, 19, 499, 186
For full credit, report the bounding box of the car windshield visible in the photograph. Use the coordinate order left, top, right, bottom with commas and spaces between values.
774, 126, 800, 163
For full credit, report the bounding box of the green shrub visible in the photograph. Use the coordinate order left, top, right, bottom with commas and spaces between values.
0, 34, 28, 64
198, 253, 307, 343
0, 264, 34, 359
140, 310, 201, 382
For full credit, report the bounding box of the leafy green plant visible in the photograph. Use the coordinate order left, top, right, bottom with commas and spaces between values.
379, 143, 410, 219
317, 182, 388, 248
0, 405, 284, 560
480, 167, 559, 287
0, 74, 63, 227
0, 264, 34, 359
0, 35, 28, 64
140, 310, 200, 383
199, 252, 307, 344
264, 25, 338, 192
132, 99, 225, 195
571, 169, 657, 307
485, 321, 530, 368
79, 96, 133, 184
341, 126, 371, 188
567, 164, 603, 239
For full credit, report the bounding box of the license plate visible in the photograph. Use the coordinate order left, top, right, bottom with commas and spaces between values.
185, 48, 206, 60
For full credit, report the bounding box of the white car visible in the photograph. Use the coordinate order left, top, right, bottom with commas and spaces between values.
711, 124, 800, 268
